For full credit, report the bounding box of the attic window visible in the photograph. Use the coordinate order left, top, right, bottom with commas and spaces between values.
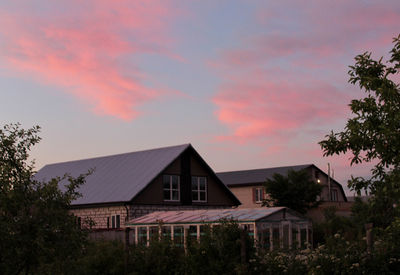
163, 175, 180, 201
192, 176, 207, 202
330, 189, 338, 201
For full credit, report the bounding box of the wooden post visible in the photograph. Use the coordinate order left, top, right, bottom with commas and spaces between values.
134, 227, 138, 244
253, 222, 258, 247
184, 226, 189, 254
146, 226, 150, 247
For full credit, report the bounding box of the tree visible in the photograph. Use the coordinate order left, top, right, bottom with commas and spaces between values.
319, 35, 400, 227
0, 123, 90, 274
262, 169, 322, 214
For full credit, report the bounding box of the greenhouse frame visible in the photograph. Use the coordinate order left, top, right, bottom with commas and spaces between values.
125, 207, 312, 250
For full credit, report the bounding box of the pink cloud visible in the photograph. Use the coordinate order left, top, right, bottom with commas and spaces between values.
0, 0, 181, 120
212, 0, 399, 147
213, 78, 349, 143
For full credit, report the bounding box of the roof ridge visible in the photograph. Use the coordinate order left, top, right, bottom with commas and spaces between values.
39, 143, 191, 168
216, 164, 313, 174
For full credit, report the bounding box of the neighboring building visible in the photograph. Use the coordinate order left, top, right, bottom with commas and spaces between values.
126, 207, 312, 250
34, 144, 240, 229
217, 165, 350, 221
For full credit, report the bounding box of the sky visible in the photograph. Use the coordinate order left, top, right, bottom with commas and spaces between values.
1, 0, 399, 195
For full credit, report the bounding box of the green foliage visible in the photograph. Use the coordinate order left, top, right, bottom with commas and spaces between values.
313, 207, 359, 246
351, 195, 400, 229
74, 241, 126, 275
70, 221, 400, 275
72, 220, 255, 275
256, 232, 400, 275
263, 169, 322, 214
70, 220, 258, 275
319, 35, 400, 196
320, 34, 400, 230
0, 123, 90, 274
185, 220, 255, 274
129, 236, 185, 275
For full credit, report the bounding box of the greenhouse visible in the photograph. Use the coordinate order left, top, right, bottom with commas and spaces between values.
126, 207, 312, 250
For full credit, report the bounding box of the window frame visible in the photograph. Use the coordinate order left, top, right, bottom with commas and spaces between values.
254, 187, 264, 203
330, 189, 338, 201
191, 176, 207, 202
163, 174, 180, 202
109, 214, 121, 229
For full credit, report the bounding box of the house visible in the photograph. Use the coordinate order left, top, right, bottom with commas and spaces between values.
217, 165, 351, 221
125, 207, 312, 250
34, 144, 240, 229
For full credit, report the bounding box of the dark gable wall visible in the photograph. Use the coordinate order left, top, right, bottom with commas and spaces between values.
132, 149, 237, 206
190, 154, 235, 205
309, 166, 346, 202
132, 155, 181, 204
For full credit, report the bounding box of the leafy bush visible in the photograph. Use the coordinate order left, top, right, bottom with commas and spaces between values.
185, 220, 255, 274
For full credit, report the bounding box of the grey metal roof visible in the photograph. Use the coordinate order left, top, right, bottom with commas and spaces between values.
216, 164, 312, 186
127, 207, 290, 225
34, 144, 190, 205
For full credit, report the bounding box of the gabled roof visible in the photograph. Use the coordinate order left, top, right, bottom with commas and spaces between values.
217, 164, 348, 202
216, 164, 312, 186
34, 144, 191, 205
126, 207, 307, 226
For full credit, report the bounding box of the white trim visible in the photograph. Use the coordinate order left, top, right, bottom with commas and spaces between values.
163, 174, 180, 202
254, 187, 263, 203
192, 176, 207, 202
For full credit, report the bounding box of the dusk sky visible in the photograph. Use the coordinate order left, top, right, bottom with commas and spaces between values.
1, 0, 399, 195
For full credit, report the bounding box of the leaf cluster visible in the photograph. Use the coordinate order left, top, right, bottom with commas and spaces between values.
319, 35, 400, 195
0, 123, 90, 274
262, 169, 322, 214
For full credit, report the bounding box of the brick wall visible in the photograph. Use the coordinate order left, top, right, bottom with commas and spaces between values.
71, 205, 127, 229
71, 204, 231, 229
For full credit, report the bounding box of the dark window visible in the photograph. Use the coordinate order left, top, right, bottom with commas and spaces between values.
163, 175, 180, 201
258, 229, 270, 249
116, 215, 120, 228
300, 228, 307, 248
292, 228, 298, 249
191, 176, 207, 202
273, 228, 280, 249
330, 189, 338, 201
138, 227, 147, 245
149, 226, 159, 241
174, 226, 184, 247
109, 215, 120, 229
162, 226, 171, 240
283, 224, 289, 249
189, 225, 197, 243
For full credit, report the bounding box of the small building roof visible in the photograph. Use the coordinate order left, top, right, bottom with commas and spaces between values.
216, 164, 311, 186
34, 144, 191, 205
127, 207, 305, 226
217, 164, 348, 202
